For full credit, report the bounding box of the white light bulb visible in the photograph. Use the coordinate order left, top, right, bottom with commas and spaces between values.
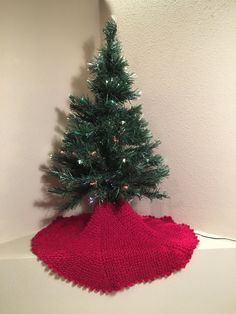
106, 80, 108, 84
78, 160, 82, 164
121, 120, 125, 125
122, 158, 126, 163
111, 15, 117, 22
117, 83, 120, 86
89, 197, 95, 205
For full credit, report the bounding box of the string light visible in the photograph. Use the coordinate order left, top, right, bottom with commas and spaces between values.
122, 184, 129, 190
78, 159, 82, 164
88, 196, 96, 205
113, 136, 119, 143
111, 15, 117, 22
122, 158, 126, 163
90, 151, 97, 157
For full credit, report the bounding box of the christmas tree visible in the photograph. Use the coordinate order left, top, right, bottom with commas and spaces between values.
48, 18, 169, 210
32, 19, 199, 293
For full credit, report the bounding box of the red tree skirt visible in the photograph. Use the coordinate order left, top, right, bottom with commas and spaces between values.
31, 200, 199, 293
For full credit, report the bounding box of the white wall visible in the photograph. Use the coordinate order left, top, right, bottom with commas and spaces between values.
108, 0, 236, 237
0, 0, 100, 243
1, 0, 236, 243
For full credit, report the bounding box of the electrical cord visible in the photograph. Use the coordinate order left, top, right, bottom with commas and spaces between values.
195, 232, 236, 242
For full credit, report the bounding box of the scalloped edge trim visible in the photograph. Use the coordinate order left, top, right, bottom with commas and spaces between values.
31, 229, 199, 294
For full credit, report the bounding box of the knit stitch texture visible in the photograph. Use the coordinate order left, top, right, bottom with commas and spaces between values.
31, 200, 199, 293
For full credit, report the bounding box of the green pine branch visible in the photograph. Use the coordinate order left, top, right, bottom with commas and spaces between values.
48, 18, 169, 210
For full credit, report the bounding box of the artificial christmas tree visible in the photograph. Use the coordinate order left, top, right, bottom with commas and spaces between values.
31, 18, 199, 293
47, 18, 169, 208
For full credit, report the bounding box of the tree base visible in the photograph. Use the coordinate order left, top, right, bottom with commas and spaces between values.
31, 200, 199, 293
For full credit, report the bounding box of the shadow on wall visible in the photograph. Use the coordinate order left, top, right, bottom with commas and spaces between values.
34, 0, 112, 227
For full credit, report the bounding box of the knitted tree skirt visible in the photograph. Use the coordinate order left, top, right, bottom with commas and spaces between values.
31, 200, 199, 293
